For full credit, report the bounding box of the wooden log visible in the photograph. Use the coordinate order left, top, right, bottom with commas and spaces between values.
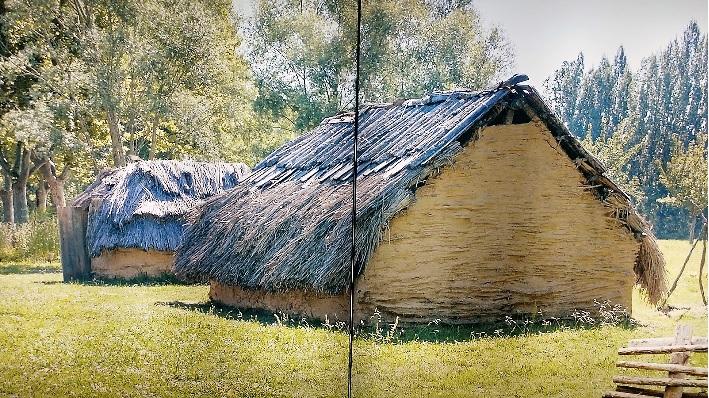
618, 344, 708, 355
603, 391, 658, 398
616, 361, 708, 376
58, 206, 74, 282
665, 324, 693, 398
629, 337, 708, 348
612, 376, 708, 388
615, 386, 664, 397
616, 385, 707, 398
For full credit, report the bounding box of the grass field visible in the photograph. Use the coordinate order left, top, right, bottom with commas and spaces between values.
0, 240, 706, 397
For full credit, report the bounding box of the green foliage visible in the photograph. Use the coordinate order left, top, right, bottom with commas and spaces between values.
659, 133, 708, 216
0, 214, 59, 262
246, 0, 513, 131
580, 118, 646, 203
0, 0, 96, 163
83, 0, 266, 163
0, 0, 292, 226
545, 48, 634, 140
545, 22, 708, 238
1, 0, 286, 172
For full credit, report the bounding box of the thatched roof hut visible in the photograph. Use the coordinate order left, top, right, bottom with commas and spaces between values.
74, 160, 250, 278
174, 75, 665, 323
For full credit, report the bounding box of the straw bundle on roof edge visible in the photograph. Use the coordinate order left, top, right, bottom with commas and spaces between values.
635, 233, 667, 305
174, 74, 666, 304
75, 160, 250, 257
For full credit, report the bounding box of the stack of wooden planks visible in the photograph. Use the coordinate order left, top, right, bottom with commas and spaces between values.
603, 324, 708, 398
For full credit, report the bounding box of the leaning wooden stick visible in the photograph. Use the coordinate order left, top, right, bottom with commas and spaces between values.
699, 235, 707, 305
661, 223, 707, 308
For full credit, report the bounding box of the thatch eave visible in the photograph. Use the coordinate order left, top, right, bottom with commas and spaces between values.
77, 160, 250, 257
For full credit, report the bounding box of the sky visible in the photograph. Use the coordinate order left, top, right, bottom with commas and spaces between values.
474, 0, 708, 86
233, 0, 708, 87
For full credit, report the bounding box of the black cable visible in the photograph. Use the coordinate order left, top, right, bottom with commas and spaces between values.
348, 0, 362, 396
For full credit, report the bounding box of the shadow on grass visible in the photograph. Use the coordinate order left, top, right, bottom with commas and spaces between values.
0, 263, 60, 275
363, 315, 639, 343
156, 300, 341, 329
77, 273, 198, 286
36, 273, 200, 287
157, 300, 639, 343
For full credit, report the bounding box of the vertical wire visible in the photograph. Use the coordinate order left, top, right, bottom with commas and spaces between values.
348, 0, 362, 396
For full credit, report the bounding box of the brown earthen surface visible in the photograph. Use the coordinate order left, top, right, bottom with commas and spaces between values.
209, 280, 350, 322
91, 249, 174, 279
356, 120, 639, 323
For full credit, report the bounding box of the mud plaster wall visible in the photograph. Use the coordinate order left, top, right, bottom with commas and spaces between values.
91, 249, 174, 278
356, 120, 640, 323
210, 281, 350, 323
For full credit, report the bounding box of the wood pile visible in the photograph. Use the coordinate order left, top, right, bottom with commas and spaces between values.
603, 325, 708, 398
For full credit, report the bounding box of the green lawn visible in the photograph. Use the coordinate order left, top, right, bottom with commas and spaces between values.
0, 240, 706, 397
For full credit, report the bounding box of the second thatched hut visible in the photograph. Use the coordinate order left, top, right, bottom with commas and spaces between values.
71, 160, 250, 279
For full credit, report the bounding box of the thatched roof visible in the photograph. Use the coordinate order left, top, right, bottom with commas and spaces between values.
174, 75, 666, 304
75, 160, 250, 257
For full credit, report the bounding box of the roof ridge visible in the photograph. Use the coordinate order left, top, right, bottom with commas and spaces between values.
319, 74, 530, 125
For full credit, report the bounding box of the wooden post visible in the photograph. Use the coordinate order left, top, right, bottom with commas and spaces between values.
503, 109, 515, 124
664, 324, 693, 398
58, 206, 91, 281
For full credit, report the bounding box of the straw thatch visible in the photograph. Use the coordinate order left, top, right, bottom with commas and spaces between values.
76, 160, 250, 257
174, 74, 666, 304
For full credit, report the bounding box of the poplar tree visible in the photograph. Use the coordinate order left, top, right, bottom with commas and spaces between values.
545, 22, 707, 238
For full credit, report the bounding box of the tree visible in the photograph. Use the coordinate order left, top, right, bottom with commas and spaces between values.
545, 47, 633, 141
580, 117, 645, 203
0, 105, 55, 222
545, 22, 707, 238
245, 0, 513, 131
658, 133, 708, 242
61, 0, 262, 167
0, 0, 269, 221
544, 53, 584, 127
0, 0, 100, 217
632, 22, 707, 237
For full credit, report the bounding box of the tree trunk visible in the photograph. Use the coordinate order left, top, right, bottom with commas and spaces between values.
0, 175, 13, 224
148, 113, 159, 160
689, 213, 697, 243
36, 182, 48, 213
38, 161, 68, 208
106, 107, 126, 167
11, 145, 34, 224
12, 182, 28, 224
45, 175, 66, 208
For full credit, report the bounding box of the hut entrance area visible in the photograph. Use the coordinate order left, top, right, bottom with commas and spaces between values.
175, 76, 666, 325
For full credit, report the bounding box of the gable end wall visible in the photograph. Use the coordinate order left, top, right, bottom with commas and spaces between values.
355, 120, 640, 323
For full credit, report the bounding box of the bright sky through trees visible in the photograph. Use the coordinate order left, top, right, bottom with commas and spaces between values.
474, 0, 708, 86
234, 1, 707, 86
